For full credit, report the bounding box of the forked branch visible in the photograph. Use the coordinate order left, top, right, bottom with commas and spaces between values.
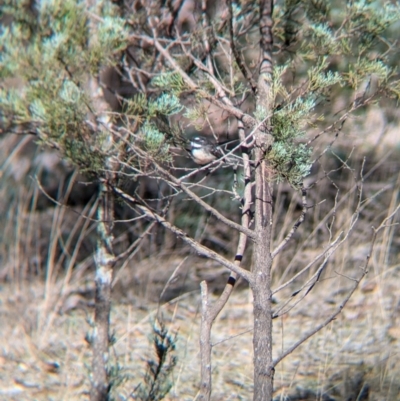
198, 117, 254, 400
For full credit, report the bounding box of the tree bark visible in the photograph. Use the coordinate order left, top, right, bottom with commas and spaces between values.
252, 1, 275, 399
91, 182, 115, 401
251, 148, 274, 401
199, 281, 213, 401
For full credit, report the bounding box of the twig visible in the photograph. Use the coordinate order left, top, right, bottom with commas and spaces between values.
114, 220, 157, 263
143, 34, 256, 127
272, 187, 307, 258
113, 186, 253, 283
158, 256, 188, 303
149, 156, 256, 240
272, 203, 400, 368
197, 108, 254, 400
112, 221, 158, 288
227, 0, 257, 92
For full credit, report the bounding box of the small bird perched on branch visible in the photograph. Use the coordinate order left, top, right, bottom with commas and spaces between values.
190, 136, 238, 165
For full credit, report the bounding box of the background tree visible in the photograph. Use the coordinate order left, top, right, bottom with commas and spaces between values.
1, 1, 400, 400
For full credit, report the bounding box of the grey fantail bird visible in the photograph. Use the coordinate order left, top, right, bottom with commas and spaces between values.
189, 136, 238, 165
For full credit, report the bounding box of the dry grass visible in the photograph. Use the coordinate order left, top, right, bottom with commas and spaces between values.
1, 256, 400, 400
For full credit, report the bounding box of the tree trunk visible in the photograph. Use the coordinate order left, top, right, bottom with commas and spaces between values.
252, 0, 275, 397
198, 281, 212, 401
90, 183, 115, 401
252, 147, 274, 401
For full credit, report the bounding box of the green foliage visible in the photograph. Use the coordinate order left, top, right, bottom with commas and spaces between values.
124, 93, 183, 121
307, 58, 343, 92
123, 94, 148, 121
304, 0, 331, 24
148, 94, 183, 117
261, 62, 322, 187
269, 65, 290, 104
152, 73, 188, 96
274, 0, 400, 76
140, 122, 172, 162
184, 100, 209, 131
133, 320, 178, 401
346, 1, 400, 51
89, 12, 129, 71
273, 96, 316, 141
268, 94, 315, 187
108, 361, 129, 400
254, 104, 269, 122
3, 0, 396, 180
346, 59, 392, 89
306, 23, 340, 56
122, 92, 184, 163
1, 0, 400, 183
0, 0, 129, 173
268, 142, 312, 188
268, 0, 400, 186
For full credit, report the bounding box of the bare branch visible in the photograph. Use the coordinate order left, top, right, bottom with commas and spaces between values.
158, 256, 188, 303
227, 0, 257, 92
113, 187, 253, 283
281, 153, 395, 278
109, 127, 255, 238
272, 234, 342, 295
198, 109, 254, 400
272, 273, 361, 368
272, 203, 400, 368
112, 221, 158, 287
147, 157, 256, 240
272, 187, 307, 258
137, 34, 257, 127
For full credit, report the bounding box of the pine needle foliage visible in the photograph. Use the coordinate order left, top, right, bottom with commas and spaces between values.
132, 320, 178, 401
152, 73, 188, 96
268, 0, 400, 186
0, 0, 131, 173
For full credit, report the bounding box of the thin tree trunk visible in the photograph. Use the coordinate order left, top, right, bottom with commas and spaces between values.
85, 3, 117, 396
252, 1, 275, 399
91, 182, 115, 401
199, 281, 213, 401
252, 154, 274, 401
